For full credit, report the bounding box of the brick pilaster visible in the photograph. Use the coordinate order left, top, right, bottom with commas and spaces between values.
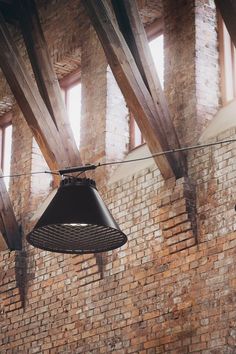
163, 0, 219, 146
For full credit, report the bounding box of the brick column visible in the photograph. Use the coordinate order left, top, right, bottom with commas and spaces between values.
163, 0, 219, 146
80, 24, 129, 184
9, 105, 33, 229
10, 106, 52, 237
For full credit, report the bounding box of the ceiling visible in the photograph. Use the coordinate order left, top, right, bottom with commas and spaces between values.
0, 0, 163, 115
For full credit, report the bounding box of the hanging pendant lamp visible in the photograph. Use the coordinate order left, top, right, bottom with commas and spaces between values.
26, 178, 127, 254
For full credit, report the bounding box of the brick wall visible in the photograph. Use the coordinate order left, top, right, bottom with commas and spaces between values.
1, 0, 236, 353
1, 124, 236, 352
164, 0, 219, 146
80, 25, 129, 183
189, 129, 236, 243
9, 106, 33, 226
9, 105, 51, 236
80, 23, 108, 182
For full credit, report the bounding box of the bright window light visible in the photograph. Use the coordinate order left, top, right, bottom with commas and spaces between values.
130, 34, 164, 150
3, 125, 12, 189
66, 82, 81, 149
149, 34, 164, 88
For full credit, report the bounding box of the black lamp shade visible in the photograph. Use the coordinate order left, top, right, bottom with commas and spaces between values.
27, 178, 127, 254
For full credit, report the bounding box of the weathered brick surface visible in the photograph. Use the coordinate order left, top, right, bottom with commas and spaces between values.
80, 25, 129, 183
189, 129, 236, 243
9, 105, 33, 225
164, 0, 219, 146
1, 0, 236, 353
1, 123, 236, 352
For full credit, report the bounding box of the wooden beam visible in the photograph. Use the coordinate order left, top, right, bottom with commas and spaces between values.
0, 2, 17, 25
0, 171, 21, 250
0, 3, 16, 21
215, 0, 236, 49
111, 0, 186, 177
0, 13, 79, 172
82, 0, 184, 179
0, 232, 8, 251
0, 1, 13, 4
16, 0, 82, 169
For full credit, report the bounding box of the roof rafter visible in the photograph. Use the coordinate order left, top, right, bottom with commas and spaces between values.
0, 1, 18, 25
112, 0, 186, 178
0, 12, 82, 172
0, 4, 85, 251
16, 0, 82, 169
82, 0, 186, 179
0, 171, 21, 251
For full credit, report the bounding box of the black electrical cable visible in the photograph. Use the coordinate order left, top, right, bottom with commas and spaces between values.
99, 138, 236, 167
0, 171, 57, 178
1, 137, 236, 178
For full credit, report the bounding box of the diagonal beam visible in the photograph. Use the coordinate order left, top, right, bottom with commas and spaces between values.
0, 12, 82, 250
82, 0, 184, 179
16, 0, 82, 168
0, 234, 7, 251
0, 12, 80, 172
0, 171, 21, 250
215, 0, 236, 48
0, 2, 17, 25
16, 0, 62, 128
111, 0, 186, 177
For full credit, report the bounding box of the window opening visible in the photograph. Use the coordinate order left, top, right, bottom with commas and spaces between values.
65, 82, 81, 149
149, 34, 164, 88
0, 119, 12, 189
61, 75, 81, 149
218, 14, 236, 105
129, 111, 145, 150
130, 34, 164, 150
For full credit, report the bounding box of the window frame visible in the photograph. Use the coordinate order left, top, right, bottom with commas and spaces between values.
0, 112, 12, 172
60, 68, 81, 108
218, 13, 236, 105
129, 24, 163, 151
60, 69, 82, 149
129, 112, 145, 151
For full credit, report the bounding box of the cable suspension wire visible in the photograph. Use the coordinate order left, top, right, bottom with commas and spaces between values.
99, 138, 236, 167
1, 137, 236, 178
0, 170, 61, 178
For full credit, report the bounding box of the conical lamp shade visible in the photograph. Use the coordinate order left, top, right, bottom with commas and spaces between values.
27, 178, 127, 254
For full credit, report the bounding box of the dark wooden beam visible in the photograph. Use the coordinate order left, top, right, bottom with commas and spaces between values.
111, 0, 186, 177
0, 170, 21, 250
215, 0, 236, 48
0, 13, 80, 172
82, 0, 185, 179
0, 232, 7, 251
16, 0, 82, 169
0, 0, 13, 4
0, 1, 18, 25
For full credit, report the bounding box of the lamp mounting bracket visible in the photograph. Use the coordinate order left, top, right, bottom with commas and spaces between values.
59, 164, 97, 175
